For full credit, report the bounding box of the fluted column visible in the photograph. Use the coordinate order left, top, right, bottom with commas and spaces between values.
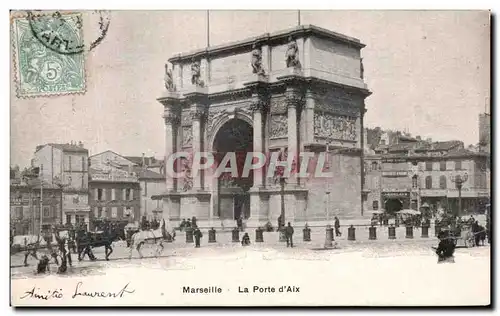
250, 97, 266, 188
163, 107, 179, 191
285, 88, 302, 185
190, 105, 205, 190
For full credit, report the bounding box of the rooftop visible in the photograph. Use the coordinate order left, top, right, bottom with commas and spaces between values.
132, 166, 164, 180
36, 143, 88, 153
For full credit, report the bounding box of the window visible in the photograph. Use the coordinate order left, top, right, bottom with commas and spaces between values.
371, 162, 378, 171
98, 207, 103, 218
439, 176, 447, 189
412, 175, 418, 189
125, 188, 131, 201
75, 215, 84, 224
425, 161, 433, 171
425, 176, 433, 189
97, 188, 103, 201
43, 206, 50, 218
372, 201, 379, 210
439, 161, 446, 171
111, 207, 118, 218
16, 206, 23, 219
66, 214, 72, 224
111, 188, 116, 200
455, 160, 462, 170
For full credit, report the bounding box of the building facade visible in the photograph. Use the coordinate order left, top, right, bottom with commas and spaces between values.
32, 142, 90, 229
135, 168, 166, 221
89, 151, 142, 227
158, 25, 371, 227
10, 175, 62, 235
363, 137, 490, 217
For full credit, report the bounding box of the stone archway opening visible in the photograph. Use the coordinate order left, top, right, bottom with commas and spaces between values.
385, 199, 403, 217
213, 118, 253, 221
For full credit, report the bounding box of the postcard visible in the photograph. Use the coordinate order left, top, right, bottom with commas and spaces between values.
10, 10, 491, 307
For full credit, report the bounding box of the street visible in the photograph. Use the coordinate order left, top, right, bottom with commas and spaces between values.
11, 234, 490, 306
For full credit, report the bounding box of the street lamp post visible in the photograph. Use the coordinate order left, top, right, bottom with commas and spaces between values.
54, 176, 71, 226
450, 173, 468, 218
325, 140, 332, 223
279, 176, 286, 242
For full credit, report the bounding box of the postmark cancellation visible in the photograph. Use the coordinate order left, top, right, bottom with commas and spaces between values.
11, 12, 86, 98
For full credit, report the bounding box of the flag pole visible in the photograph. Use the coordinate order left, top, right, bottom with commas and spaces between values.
298, 10, 301, 26
207, 10, 210, 47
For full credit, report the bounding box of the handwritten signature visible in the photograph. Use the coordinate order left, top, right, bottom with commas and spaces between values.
20, 282, 135, 300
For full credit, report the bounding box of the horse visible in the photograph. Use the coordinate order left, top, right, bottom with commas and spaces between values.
75, 226, 122, 261
128, 219, 174, 259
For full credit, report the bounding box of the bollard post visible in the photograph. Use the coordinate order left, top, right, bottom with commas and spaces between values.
388, 224, 396, 240
405, 225, 414, 239
185, 227, 194, 243
369, 225, 377, 240
232, 227, 240, 242
324, 225, 334, 248
255, 227, 264, 243
421, 224, 429, 238
208, 227, 216, 243
303, 225, 311, 242
347, 225, 356, 241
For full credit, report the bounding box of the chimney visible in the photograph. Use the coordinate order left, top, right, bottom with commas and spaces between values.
142, 153, 146, 168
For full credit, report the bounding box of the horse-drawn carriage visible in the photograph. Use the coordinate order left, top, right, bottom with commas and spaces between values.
437, 216, 486, 248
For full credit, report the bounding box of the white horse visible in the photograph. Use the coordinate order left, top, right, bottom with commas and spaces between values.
128, 220, 174, 259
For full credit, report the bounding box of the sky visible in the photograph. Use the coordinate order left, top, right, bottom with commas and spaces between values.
10, 10, 490, 168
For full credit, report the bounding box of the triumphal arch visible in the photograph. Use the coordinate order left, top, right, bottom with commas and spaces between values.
157, 25, 371, 228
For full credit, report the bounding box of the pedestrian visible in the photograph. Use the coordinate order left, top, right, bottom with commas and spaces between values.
241, 232, 251, 246
285, 222, 294, 248
277, 214, 283, 231
57, 254, 68, 274
36, 255, 50, 274
237, 217, 243, 232
191, 216, 198, 229
334, 216, 341, 237
436, 230, 456, 263
193, 227, 203, 248
179, 219, 186, 231
186, 218, 192, 229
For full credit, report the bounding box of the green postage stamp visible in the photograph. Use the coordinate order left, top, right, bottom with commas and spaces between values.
11, 12, 86, 98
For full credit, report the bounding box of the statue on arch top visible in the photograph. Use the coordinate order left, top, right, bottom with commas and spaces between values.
285, 36, 301, 69
251, 42, 265, 76
191, 58, 204, 87
164, 63, 176, 92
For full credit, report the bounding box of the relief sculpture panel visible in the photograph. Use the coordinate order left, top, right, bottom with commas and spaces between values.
182, 126, 193, 147
270, 115, 288, 139
270, 97, 287, 114
314, 112, 357, 141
